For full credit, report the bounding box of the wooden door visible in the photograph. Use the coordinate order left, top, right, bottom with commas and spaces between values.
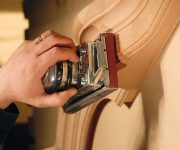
45, 0, 180, 149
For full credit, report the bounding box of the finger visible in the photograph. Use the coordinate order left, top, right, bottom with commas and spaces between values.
40, 47, 79, 64
35, 34, 76, 55
38, 47, 79, 75
41, 30, 57, 39
32, 30, 57, 44
33, 36, 42, 44
33, 87, 77, 108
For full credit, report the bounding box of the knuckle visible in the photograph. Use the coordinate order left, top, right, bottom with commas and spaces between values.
50, 34, 75, 46
65, 37, 75, 47
66, 37, 74, 43
50, 34, 59, 42
46, 29, 56, 35
50, 47, 59, 60
34, 99, 42, 108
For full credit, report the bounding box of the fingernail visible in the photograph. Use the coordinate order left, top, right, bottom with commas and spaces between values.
74, 56, 79, 62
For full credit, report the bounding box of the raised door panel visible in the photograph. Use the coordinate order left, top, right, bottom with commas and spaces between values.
45, 0, 180, 150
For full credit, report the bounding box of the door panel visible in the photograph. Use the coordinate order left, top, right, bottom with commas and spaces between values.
44, 0, 180, 150
92, 25, 180, 150
24, 0, 180, 149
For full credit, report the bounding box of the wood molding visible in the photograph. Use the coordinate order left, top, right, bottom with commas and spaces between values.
72, 0, 180, 104
45, 0, 180, 149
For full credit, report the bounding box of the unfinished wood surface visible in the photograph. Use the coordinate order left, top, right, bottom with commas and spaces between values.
45, 0, 180, 149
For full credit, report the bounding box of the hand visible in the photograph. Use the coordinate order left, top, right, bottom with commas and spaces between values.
0, 30, 79, 109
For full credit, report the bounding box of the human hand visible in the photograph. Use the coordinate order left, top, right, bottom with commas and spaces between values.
0, 30, 79, 109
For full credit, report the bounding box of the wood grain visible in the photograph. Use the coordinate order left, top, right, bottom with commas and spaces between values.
45, 0, 180, 149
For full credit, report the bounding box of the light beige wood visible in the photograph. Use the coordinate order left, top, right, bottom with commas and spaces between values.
92, 25, 180, 150
45, 0, 180, 150
73, 0, 180, 104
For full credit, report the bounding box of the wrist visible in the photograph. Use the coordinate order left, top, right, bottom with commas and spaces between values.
0, 68, 12, 109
